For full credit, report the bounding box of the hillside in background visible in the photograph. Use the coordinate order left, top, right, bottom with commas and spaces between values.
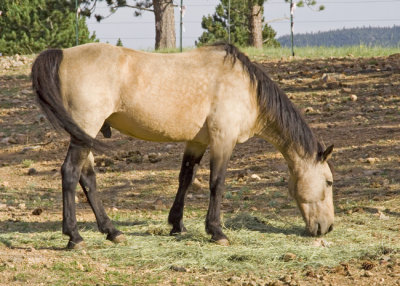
278, 26, 400, 47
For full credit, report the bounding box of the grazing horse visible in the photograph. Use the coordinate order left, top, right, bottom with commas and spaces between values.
31, 43, 334, 249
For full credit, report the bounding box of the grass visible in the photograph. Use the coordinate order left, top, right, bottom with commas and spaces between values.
242, 45, 400, 60
21, 159, 34, 168
152, 44, 400, 60
0, 206, 398, 284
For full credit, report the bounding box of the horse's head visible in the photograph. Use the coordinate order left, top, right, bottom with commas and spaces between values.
288, 145, 334, 236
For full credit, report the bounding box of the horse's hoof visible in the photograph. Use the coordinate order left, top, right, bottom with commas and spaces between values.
67, 240, 86, 250
170, 226, 187, 236
170, 230, 187, 236
214, 238, 230, 246
112, 234, 126, 244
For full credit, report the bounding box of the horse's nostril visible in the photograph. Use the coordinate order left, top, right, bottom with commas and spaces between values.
317, 223, 322, 236
328, 224, 334, 233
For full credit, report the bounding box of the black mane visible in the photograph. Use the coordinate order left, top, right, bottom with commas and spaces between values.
212, 43, 324, 159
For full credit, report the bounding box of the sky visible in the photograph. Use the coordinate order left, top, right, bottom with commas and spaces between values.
85, 0, 400, 50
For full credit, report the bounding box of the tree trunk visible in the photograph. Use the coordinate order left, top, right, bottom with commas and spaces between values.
153, 0, 176, 50
249, 3, 263, 48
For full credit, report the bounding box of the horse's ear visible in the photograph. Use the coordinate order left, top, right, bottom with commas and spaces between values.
322, 144, 334, 162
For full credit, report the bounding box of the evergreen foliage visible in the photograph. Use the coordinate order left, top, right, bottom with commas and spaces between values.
284, 0, 325, 11
278, 26, 400, 47
80, 0, 175, 50
197, 0, 280, 47
116, 38, 123, 46
80, 0, 153, 22
0, 0, 97, 55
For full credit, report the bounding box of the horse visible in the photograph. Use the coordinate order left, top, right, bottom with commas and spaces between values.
31, 42, 334, 249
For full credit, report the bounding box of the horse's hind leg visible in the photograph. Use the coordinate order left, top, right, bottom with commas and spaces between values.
100, 122, 112, 138
61, 140, 90, 249
79, 152, 124, 243
168, 142, 207, 235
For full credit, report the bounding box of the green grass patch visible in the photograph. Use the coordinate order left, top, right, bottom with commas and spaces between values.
147, 45, 400, 59
21, 159, 34, 168
242, 45, 400, 59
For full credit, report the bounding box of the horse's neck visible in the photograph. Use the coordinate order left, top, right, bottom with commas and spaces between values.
258, 126, 311, 172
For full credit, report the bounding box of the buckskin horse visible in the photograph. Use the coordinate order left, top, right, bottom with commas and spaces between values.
31, 43, 334, 249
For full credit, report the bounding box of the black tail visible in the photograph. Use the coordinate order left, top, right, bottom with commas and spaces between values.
31, 49, 107, 151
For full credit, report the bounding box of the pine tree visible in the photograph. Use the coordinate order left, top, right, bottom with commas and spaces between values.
198, 0, 279, 47
249, 0, 264, 48
81, 0, 176, 50
287, 0, 325, 11
0, 0, 97, 55
116, 38, 123, 46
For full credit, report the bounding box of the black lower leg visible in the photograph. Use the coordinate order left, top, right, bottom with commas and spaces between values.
61, 143, 89, 248
168, 144, 205, 235
206, 160, 228, 242
100, 122, 112, 138
79, 159, 122, 241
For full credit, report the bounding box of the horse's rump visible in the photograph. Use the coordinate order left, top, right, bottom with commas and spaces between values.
32, 48, 107, 150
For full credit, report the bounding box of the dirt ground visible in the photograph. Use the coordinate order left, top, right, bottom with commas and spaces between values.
0, 52, 399, 285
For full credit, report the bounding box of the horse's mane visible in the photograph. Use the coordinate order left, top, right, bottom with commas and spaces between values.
211, 42, 324, 160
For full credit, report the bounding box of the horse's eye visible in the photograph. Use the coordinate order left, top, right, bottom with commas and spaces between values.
326, 180, 333, 187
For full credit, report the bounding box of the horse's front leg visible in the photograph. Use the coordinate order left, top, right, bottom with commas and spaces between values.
61, 141, 90, 249
168, 142, 207, 235
205, 141, 233, 246
79, 152, 124, 243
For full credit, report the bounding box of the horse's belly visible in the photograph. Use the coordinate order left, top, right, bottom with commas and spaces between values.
106, 112, 205, 142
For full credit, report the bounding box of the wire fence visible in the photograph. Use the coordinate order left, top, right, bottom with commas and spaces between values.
86, 0, 400, 46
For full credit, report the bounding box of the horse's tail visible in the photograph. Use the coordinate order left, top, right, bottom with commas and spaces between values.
31, 49, 107, 151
